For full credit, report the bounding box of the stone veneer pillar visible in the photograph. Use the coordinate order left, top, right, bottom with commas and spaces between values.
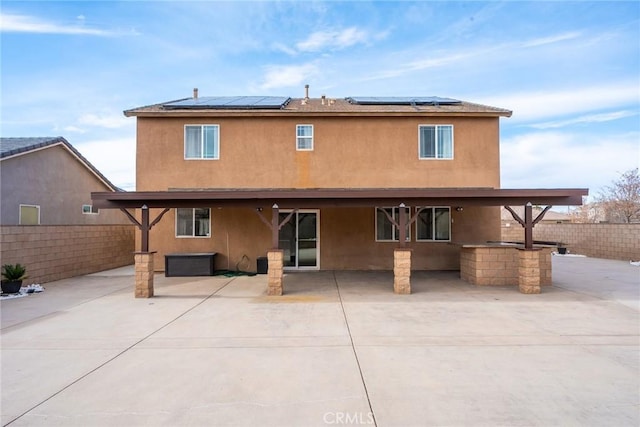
393, 248, 412, 294
518, 248, 541, 294
267, 249, 284, 296
134, 251, 156, 298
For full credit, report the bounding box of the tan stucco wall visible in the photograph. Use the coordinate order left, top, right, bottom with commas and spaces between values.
134, 113, 503, 270
142, 206, 500, 272
0, 146, 129, 225
136, 116, 501, 190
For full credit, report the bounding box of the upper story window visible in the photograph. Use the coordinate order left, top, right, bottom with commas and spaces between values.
185, 125, 219, 159
19, 204, 40, 225
296, 124, 314, 151
419, 125, 453, 159
375, 207, 411, 242
176, 208, 211, 238
416, 207, 451, 241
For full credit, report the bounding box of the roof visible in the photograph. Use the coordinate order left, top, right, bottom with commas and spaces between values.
92, 188, 588, 210
124, 96, 512, 117
1, 137, 121, 192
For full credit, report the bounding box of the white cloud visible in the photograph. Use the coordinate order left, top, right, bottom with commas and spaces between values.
75, 137, 136, 190
0, 12, 138, 36
481, 81, 640, 123
259, 63, 319, 90
361, 30, 609, 85
529, 110, 638, 129
271, 42, 298, 56
78, 113, 130, 129
296, 27, 370, 52
500, 130, 640, 199
62, 125, 86, 133
521, 31, 582, 48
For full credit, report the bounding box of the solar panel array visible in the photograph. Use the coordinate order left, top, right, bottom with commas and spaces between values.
346, 96, 462, 105
163, 96, 291, 109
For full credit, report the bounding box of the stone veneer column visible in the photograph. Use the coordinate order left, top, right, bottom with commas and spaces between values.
518, 248, 541, 294
393, 248, 412, 294
134, 251, 156, 298
267, 249, 284, 296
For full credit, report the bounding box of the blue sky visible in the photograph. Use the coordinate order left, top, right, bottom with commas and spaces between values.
1, 1, 639, 201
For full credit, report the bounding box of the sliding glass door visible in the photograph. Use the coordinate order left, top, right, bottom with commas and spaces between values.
278, 210, 319, 269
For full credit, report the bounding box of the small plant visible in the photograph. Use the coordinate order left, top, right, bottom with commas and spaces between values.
2, 264, 28, 282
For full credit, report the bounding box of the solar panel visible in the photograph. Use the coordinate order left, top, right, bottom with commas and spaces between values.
346, 96, 461, 105
163, 96, 291, 109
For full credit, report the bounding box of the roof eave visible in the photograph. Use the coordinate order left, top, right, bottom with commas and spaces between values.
122, 109, 512, 118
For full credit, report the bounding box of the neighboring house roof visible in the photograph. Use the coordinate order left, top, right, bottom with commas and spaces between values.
0, 136, 121, 192
501, 206, 570, 221
124, 96, 512, 117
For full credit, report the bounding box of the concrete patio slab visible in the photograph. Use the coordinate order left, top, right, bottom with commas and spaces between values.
1, 257, 638, 426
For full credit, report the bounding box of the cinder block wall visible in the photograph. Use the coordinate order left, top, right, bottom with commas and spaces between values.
0, 225, 135, 284
460, 246, 552, 286
501, 222, 640, 261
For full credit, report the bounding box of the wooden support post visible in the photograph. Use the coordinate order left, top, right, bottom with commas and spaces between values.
524, 202, 533, 250
256, 205, 297, 250
141, 204, 150, 253
398, 203, 407, 248
271, 204, 279, 249
505, 203, 552, 250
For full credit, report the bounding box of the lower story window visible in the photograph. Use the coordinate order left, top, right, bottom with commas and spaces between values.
416, 207, 451, 241
176, 208, 210, 237
19, 204, 40, 225
375, 207, 411, 242
82, 204, 99, 214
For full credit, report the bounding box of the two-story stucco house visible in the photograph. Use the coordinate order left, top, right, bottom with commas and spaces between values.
92, 88, 587, 297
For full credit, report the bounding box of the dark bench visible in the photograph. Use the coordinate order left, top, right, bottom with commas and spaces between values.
165, 253, 217, 277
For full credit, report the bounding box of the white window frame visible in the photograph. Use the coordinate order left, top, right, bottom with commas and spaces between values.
375, 207, 411, 242
184, 124, 220, 160
296, 124, 314, 151
280, 209, 321, 271
415, 206, 451, 242
175, 208, 211, 238
19, 204, 40, 225
418, 124, 454, 160
82, 204, 99, 215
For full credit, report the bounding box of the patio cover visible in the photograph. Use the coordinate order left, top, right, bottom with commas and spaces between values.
92, 187, 587, 252
92, 187, 587, 209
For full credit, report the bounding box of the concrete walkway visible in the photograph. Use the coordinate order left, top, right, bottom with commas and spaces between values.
1, 257, 638, 426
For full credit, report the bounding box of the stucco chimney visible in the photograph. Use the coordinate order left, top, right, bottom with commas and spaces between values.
321, 95, 326, 105
304, 84, 309, 100
193, 88, 198, 99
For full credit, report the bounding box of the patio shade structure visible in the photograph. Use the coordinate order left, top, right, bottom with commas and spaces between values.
92, 187, 588, 251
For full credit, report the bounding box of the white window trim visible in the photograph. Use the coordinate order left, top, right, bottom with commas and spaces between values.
82, 204, 99, 215
175, 208, 211, 238
296, 124, 314, 151
19, 204, 41, 225
418, 124, 454, 160
415, 206, 452, 242
375, 206, 412, 242
184, 124, 220, 160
